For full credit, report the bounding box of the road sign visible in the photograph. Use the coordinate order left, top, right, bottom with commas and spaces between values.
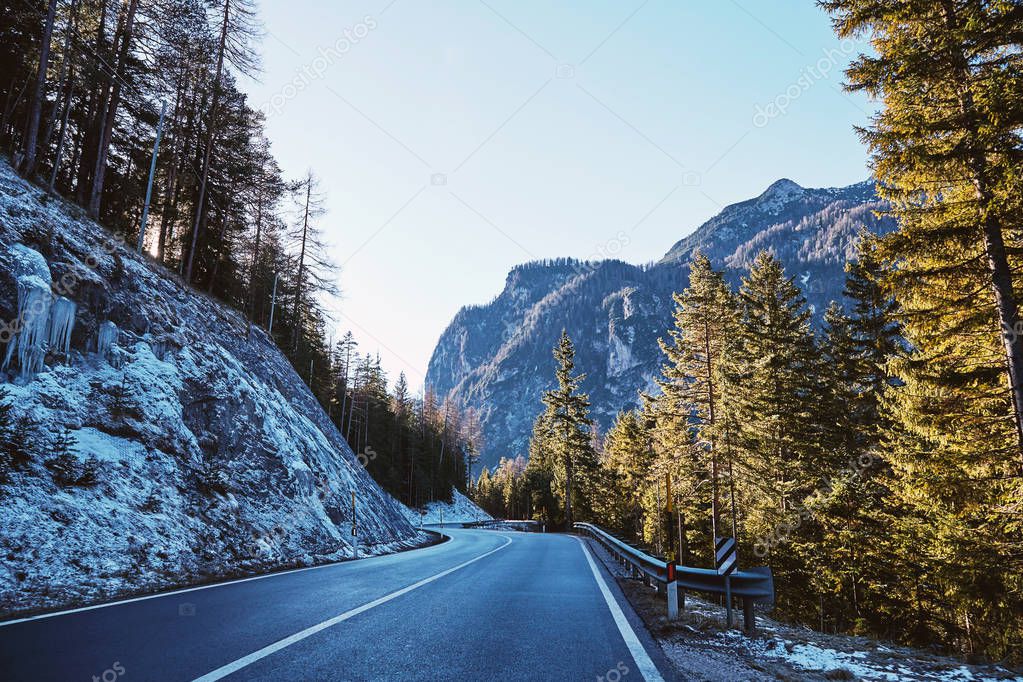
351, 491, 357, 536
715, 536, 737, 576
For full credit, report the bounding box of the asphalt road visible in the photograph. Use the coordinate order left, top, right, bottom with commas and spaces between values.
0, 529, 675, 681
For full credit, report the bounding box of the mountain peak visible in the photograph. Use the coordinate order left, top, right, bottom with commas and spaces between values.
761, 178, 804, 199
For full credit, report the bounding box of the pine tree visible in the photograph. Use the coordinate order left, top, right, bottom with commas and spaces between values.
474, 466, 496, 515
812, 299, 896, 635
844, 233, 901, 444
728, 252, 823, 528
822, 0, 1023, 455
656, 252, 740, 542
533, 331, 597, 529
822, 2, 1023, 657
524, 411, 557, 525
551, 330, 597, 527
597, 410, 653, 539
184, 0, 261, 280
9, 414, 39, 467
821, 301, 860, 461
287, 172, 336, 352
46, 426, 86, 487
716, 251, 827, 612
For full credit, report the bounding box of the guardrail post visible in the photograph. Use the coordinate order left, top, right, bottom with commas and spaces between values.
742, 597, 755, 633
666, 563, 679, 621
724, 575, 733, 628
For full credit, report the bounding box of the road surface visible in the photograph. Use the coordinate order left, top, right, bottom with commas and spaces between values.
0, 529, 675, 681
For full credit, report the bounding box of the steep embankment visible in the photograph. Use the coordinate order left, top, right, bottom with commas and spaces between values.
0, 161, 426, 617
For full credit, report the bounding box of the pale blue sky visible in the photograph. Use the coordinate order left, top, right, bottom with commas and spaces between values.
241, 0, 874, 387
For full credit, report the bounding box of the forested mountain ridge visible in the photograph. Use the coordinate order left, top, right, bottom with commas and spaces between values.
428, 178, 896, 468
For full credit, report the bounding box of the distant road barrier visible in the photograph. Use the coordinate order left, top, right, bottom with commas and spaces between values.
462, 519, 543, 532
574, 522, 773, 632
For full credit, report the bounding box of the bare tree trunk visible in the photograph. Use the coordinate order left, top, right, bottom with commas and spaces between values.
156, 136, 180, 262
564, 440, 573, 529
76, 0, 110, 202
88, 0, 140, 217
2, 76, 18, 137
67, 101, 84, 184
48, 76, 73, 193
4, 78, 31, 147
41, 0, 77, 161
339, 343, 352, 435
291, 175, 311, 351
978, 195, 1023, 456
20, 0, 59, 177
206, 197, 227, 293
704, 318, 720, 539
247, 191, 264, 321
185, 0, 230, 284
162, 71, 197, 266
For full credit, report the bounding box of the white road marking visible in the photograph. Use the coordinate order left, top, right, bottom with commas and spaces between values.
191, 534, 514, 681
577, 538, 665, 682
0, 532, 450, 628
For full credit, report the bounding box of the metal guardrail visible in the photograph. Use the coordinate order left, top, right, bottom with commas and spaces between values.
574, 522, 773, 632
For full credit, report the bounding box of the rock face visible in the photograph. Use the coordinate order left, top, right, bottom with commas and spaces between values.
0, 161, 424, 617
427, 179, 896, 470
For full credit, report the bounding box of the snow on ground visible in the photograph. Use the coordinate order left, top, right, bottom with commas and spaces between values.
402, 489, 492, 526
0, 161, 428, 619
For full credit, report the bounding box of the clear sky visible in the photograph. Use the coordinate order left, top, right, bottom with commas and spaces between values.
240, 0, 875, 388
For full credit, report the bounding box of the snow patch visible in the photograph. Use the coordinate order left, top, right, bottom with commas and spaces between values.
403, 489, 492, 526
607, 332, 636, 378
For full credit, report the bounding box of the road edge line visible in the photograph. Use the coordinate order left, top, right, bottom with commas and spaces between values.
191, 534, 514, 681
576, 537, 666, 682
0, 531, 450, 628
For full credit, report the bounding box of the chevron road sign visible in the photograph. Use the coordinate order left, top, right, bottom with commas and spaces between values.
715, 536, 737, 576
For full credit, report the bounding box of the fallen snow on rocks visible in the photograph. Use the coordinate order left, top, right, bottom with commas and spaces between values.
403, 489, 492, 526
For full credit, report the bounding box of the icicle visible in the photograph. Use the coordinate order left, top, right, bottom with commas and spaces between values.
1, 245, 54, 381
48, 296, 76, 358
97, 321, 119, 361
17, 285, 51, 378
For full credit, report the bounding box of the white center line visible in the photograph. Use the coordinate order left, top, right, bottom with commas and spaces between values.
577, 537, 665, 682
191, 534, 513, 682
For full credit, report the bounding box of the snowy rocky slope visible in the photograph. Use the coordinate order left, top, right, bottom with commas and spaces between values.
427, 179, 896, 469
403, 489, 492, 526
0, 160, 426, 618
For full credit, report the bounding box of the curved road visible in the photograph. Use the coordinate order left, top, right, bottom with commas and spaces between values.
0, 529, 675, 681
